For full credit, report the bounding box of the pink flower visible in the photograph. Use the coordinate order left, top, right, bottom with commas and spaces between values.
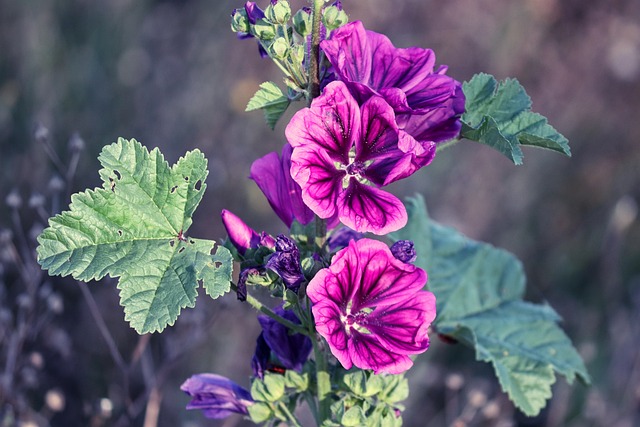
306, 238, 436, 374
287, 81, 435, 234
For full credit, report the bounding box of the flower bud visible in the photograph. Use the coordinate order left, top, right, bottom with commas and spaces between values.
253, 19, 276, 40
390, 240, 417, 264
265, 0, 291, 25
268, 38, 289, 60
221, 209, 260, 255
322, 4, 348, 31
231, 8, 250, 34
292, 8, 312, 36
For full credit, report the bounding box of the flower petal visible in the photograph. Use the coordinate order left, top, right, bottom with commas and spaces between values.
355, 96, 400, 162
365, 290, 436, 354
250, 144, 315, 227
181, 373, 253, 419
286, 81, 360, 163
337, 179, 407, 234
347, 330, 413, 374
290, 145, 344, 220
321, 21, 372, 86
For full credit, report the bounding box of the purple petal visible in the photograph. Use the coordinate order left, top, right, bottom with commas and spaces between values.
379, 131, 436, 185
244, 2, 265, 24
348, 330, 414, 374
181, 373, 253, 419
355, 96, 400, 162
365, 291, 436, 354
286, 82, 360, 163
250, 144, 315, 227
309, 295, 352, 369
251, 333, 270, 379
404, 73, 457, 111
258, 307, 312, 372
290, 145, 344, 220
337, 179, 407, 234
327, 226, 364, 252
321, 21, 372, 86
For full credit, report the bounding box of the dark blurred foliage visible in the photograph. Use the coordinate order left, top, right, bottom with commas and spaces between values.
1, 0, 639, 426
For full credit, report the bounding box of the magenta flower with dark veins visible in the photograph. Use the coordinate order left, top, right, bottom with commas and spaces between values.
250, 144, 317, 228
321, 21, 465, 144
307, 238, 436, 374
287, 81, 435, 234
181, 373, 253, 419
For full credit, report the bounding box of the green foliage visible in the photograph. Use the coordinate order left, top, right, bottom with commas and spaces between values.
36, 138, 233, 334
246, 81, 291, 129
390, 195, 590, 416
461, 73, 571, 165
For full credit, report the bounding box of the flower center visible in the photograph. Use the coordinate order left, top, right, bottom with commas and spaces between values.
342, 305, 373, 335
346, 160, 366, 177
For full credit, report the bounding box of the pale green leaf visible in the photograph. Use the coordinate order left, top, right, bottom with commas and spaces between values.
246, 81, 290, 129
37, 138, 232, 334
461, 73, 570, 165
391, 195, 589, 416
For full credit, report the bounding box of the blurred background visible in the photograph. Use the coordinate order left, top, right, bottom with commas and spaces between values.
1, 0, 639, 426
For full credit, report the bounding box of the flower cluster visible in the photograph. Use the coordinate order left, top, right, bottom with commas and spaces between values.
184, 2, 456, 423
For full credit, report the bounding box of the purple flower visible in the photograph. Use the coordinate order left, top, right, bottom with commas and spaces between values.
266, 235, 305, 292
327, 226, 364, 252
287, 81, 434, 234
321, 21, 465, 144
221, 209, 275, 255
250, 144, 316, 228
181, 373, 253, 419
252, 307, 312, 378
307, 238, 436, 374
390, 240, 417, 263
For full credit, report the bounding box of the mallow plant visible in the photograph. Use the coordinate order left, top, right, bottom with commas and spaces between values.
36, 1, 590, 425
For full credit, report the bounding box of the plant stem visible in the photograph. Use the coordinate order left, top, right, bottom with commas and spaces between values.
436, 137, 462, 153
308, 0, 325, 101
230, 282, 309, 336
278, 401, 303, 427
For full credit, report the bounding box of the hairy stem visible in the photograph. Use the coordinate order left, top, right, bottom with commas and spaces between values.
278, 401, 303, 427
231, 282, 309, 336
308, 0, 325, 101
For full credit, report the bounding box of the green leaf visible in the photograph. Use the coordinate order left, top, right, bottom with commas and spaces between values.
284, 370, 308, 392
390, 195, 590, 416
37, 138, 233, 334
246, 81, 290, 129
461, 73, 570, 165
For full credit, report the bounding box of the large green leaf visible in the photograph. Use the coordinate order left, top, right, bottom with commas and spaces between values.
246, 81, 290, 129
461, 73, 571, 165
390, 195, 589, 416
37, 138, 233, 334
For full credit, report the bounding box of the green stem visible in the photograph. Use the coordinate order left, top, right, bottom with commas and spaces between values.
230, 282, 309, 336
436, 137, 462, 153
278, 401, 303, 427
307, 0, 325, 102
307, 295, 331, 424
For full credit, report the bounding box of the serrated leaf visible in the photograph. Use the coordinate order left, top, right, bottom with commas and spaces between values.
246, 81, 290, 129
390, 195, 590, 416
461, 73, 570, 165
37, 138, 232, 334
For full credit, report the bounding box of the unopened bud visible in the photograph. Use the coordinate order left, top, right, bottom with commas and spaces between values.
265, 0, 291, 25
268, 38, 289, 60
322, 4, 348, 31
231, 8, 250, 33
253, 19, 276, 40
292, 8, 312, 36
